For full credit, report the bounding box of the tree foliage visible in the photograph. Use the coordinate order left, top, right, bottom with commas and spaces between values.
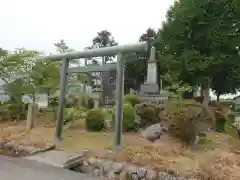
53, 39, 89, 87
30, 60, 60, 96
85, 30, 118, 65
0, 48, 39, 103
155, 0, 240, 101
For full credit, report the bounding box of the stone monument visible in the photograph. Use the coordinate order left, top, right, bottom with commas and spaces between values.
138, 46, 168, 104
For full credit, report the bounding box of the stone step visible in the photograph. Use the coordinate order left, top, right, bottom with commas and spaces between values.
24, 150, 88, 169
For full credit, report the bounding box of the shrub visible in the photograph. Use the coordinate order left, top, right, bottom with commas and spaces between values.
226, 112, 235, 124
88, 98, 94, 109
48, 96, 59, 107
135, 103, 164, 128
64, 108, 75, 124
167, 107, 198, 145
209, 101, 224, 112
68, 93, 94, 110
85, 108, 105, 131
124, 94, 140, 107
225, 121, 238, 139
194, 96, 204, 103
65, 97, 74, 108
112, 103, 136, 132
215, 111, 227, 133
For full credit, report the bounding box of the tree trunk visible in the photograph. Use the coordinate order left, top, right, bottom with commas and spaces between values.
32, 93, 36, 103
200, 85, 203, 97
202, 82, 210, 107
217, 93, 220, 102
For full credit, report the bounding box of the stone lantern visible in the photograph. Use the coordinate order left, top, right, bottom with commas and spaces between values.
92, 88, 103, 108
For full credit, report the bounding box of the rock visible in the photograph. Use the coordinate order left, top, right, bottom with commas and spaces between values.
146, 169, 157, 180
111, 162, 125, 174
83, 160, 89, 166
80, 165, 90, 173
124, 164, 137, 174
18, 145, 39, 153
137, 167, 147, 178
141, 124, 163, 142
4, 141, 15, 149
93, 168, 100, 176
107, 171, 117, 179
87, 157, 97, 165
102, 160, 113, 174
69, 165, 82, 172
99, 166, 105, 176
62, 150, 88, 169
176, 177, 187, 180
0, 140, 7, 149
157, 172, 169, 180
131, 173, 139, 180
119, 171, 127, 180
95, 158, 104, 168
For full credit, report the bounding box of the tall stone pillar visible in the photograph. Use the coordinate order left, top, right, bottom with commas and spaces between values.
147, 46, 158, 84
140, 47, 159, 94
138, 46, 168, 104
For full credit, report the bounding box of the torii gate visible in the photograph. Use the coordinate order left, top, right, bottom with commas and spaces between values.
44, 41, 153, 150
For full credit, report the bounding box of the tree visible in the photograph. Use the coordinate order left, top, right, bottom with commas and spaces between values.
30, 59, 60, 98
0, 48, 38, 102
211, 62, 240, 101
91, 30, 118, 64
53, 40, 89, 89
84, 30, 118, 101
155, 0, 240, 106
124, 28, 157, 91
54, 39, 79, 65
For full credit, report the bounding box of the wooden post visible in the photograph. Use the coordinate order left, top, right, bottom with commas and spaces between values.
26, 103, 38, 131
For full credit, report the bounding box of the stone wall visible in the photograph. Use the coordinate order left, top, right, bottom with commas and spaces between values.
70, 157, 196, 180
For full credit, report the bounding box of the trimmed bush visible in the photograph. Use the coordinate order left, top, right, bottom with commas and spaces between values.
124, 94, 140, 107
112, 103, 136, 132
85, 108, 105, 131
135, 103, 164, 128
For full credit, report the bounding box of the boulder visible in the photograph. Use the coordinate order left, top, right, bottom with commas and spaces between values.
140, 124, 164, 142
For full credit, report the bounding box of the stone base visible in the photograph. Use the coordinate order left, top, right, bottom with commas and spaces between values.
138, 94, 168, 104
140, 83, 159, 94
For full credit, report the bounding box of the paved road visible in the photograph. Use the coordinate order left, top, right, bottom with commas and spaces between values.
0, 155, 101, 180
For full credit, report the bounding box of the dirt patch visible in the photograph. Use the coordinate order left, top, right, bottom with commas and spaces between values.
1, 120, 240, 179
0, 144, 29, 157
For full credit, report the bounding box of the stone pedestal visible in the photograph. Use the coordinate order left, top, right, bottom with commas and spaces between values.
138, 46, 168, 104
94, 100, 99, 108
92, 88, 103, 108
26, 103, 38, 131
